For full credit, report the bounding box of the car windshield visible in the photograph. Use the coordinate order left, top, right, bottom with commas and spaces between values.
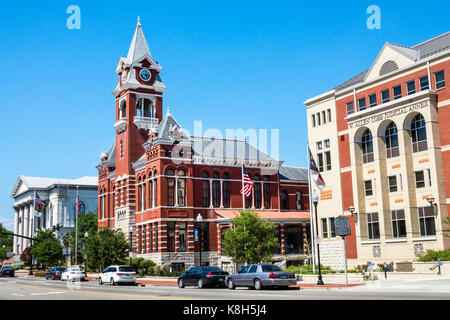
3, 266, 13, 270
118, 267, 135, 272
261, 265, 282, 272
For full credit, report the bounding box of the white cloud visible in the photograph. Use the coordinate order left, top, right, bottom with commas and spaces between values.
0, 217, 14, 231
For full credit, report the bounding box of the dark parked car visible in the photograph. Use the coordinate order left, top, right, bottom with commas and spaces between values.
178, 266, 229, 288
225, 264, 297, 290
0, 266, 15, 277
45, 267, 66, 280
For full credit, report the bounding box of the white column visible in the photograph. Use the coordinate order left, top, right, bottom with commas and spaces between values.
175, 178, 179, 207
220, 180, 223, 208
13, 207, 19, 254
209, 180, 213, 208
24, 204, 30, 247
19, 206, 24, 253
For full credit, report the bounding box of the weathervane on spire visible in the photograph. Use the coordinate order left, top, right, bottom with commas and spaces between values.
137, 16, 141, 26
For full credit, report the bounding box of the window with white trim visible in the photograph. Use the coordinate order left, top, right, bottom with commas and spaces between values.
434, 70, 445, 89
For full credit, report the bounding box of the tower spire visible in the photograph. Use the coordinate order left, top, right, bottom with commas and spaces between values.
126, 17, 151, 63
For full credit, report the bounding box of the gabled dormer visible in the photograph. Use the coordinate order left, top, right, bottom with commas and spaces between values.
364, 42, 420, 82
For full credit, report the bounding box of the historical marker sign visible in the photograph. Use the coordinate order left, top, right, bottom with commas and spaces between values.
335, 216, 351, 237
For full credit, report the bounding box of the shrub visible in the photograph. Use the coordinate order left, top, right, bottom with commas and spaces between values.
418, 250, 450, 262
377, 262, 394, 272
33, 272, 46, 278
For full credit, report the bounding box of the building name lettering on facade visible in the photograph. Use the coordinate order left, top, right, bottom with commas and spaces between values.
348, 100, 429, 129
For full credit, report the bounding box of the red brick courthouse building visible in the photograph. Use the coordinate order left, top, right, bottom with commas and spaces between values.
97, 20, 311, 271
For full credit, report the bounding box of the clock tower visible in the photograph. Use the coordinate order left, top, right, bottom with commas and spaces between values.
111, 17, 166, 236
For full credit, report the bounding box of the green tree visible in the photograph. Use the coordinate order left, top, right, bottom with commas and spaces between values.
68, 212, 98, 263
444, 217, 450, 238
85, 228, 129, 271
31, 239, 63, 267
222, 210, 280, 264
0, 223, 13, 251
34, 229, 57, 242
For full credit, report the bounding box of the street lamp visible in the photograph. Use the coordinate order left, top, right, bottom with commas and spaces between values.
83, 232, 88, 271
426, 196, 436, 207
129, 226, 134, 266
349, 206, 358, 224
312, 191, 324, 285
196, 213, 203, 267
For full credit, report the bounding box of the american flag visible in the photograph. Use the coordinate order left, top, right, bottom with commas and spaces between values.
309, 148, 326, 191
76, 195, 81, 215
35, 193, 45, 213
240, 165, 254, 198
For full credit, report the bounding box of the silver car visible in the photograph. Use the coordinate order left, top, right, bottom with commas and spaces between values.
226, 264, 297, 290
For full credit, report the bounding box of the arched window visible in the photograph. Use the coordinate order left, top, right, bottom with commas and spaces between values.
167, 169, 175, 206
361, 129, 374, 163
136, 98, 154, 118
137, 178, 142, 212
223, 173, 230, 208
153, 171, 158, 207
202, 172, 210, 208
411, 114, 427, 152
254, 175, 262, 209
148, 173, 153, 208
177, 170, 186, 206
281, 190, 289, 210
385, 122, 399, 158
212, 172, 221, 208
263, 176, 271, 209
142, 176, 146, 210
119, 100, 127, 119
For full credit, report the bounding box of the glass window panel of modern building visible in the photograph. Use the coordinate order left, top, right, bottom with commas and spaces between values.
411, 114, 427, 152
418, 207, 436, 237
391, 209, 406, 238
361, 129, 374, 163
385, 122, 399, 158
367, 212, 380, 240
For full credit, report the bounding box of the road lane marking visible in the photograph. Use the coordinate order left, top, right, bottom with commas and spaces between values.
12, 293, 24, 297
30, 292, 65, 296
23, 285, 199, 300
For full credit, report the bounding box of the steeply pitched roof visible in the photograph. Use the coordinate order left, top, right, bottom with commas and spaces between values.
333, 31, 450, 92
125, 20, 152, 64
279, 166, 308, 181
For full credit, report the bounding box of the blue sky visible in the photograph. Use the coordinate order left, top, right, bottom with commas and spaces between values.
0, 1, 448, 230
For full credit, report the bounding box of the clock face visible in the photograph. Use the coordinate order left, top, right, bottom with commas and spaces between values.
139, 69, 152, 82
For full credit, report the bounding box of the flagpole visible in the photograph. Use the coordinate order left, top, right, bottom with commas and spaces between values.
241, 164, 247, 266
75, 186, 79, 266
307, 139, 316, 274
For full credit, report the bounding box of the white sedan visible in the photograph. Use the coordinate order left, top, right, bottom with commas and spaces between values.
61, 267, 86, 281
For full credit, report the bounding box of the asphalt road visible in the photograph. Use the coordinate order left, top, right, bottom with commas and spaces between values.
1, 276, 450, 300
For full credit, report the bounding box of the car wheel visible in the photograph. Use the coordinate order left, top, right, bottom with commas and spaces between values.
227, 279, 236, 290
198, 279, 205, 289
110, 278, 115, 286
254, 279, 263, 290
45, 275, 49, 280
98, 277, 103, 285
178, 279, 185, 288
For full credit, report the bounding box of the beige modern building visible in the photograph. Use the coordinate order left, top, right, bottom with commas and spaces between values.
305, 32, 450, 267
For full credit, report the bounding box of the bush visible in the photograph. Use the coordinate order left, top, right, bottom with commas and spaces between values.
376, 262, 394, 272
284, 264, 334, 274
33, 272, 46, 278
418, 250, 450, 262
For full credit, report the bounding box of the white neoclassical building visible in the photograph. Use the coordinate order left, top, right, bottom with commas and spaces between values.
11, 176, 98, 254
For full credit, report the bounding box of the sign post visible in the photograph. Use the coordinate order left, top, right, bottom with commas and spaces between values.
334, 216, 351, 286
